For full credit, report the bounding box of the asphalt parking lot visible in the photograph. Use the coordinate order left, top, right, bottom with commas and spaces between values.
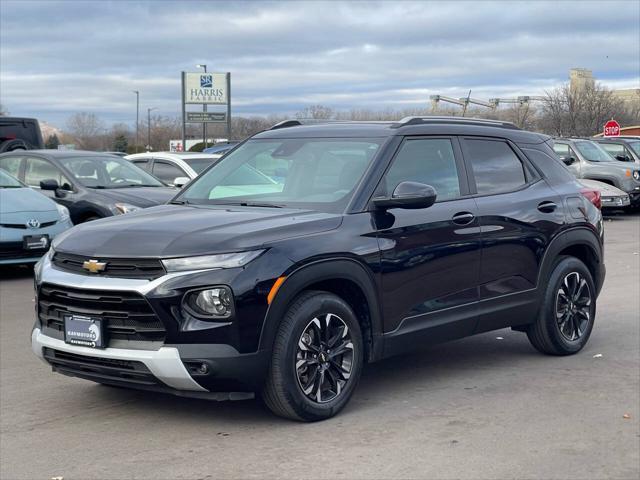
1, 212, 638, 480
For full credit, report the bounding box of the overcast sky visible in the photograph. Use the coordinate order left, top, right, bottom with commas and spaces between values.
1, 0, 639, 127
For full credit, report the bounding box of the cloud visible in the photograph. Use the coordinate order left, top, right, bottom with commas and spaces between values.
1, 0, 638, 126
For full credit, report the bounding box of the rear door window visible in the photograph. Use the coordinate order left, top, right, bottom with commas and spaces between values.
462, 139, 527, 195
152, 160, 185, 184
0, 156, 22, 178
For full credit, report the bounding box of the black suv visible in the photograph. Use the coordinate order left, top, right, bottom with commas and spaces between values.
32, 117, 605, 421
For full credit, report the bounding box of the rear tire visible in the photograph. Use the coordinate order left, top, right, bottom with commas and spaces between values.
526, 256, 596, 355
262, 290, 363, 421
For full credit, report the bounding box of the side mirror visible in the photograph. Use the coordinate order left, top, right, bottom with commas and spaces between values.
615, 154, 631, 162
173, 176, 190, 188
40, 179, 59, 191
373, 181, 437, 210
561, 156, 576, 166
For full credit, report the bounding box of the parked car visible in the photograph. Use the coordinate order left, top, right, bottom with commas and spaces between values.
0, 150, 177, 224
552, 138, 640, 206
579, 179, 630, 209
125, 152, 222, 187
592, 137, 640, 164
203, 142, 239, 155
32, 117, 605, 421
0, 169, 73, 265
0, 116, 44, 152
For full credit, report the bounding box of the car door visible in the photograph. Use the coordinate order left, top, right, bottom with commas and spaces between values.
460, 137, 566, 333
375, 137, 482, 357
151, 159, 187, 186
22, 156, 76, 210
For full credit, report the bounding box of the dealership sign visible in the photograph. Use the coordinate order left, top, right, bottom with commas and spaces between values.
184, 73, 227, 104
603, 119, 620, 137
186, 112, 227, 123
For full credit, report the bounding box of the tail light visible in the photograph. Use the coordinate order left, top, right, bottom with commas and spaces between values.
580, 187, 601, 210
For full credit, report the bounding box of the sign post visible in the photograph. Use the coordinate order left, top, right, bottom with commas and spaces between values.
603, 119, 620, 137
181, 70, 231, 151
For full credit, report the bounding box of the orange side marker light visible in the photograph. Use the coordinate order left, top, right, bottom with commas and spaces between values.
267, 276, 287, 305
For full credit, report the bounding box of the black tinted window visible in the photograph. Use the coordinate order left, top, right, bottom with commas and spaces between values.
152, 161, 184, 183
378, 138, 461, 201
523, 148, 576, 185
465, 139, 526, 195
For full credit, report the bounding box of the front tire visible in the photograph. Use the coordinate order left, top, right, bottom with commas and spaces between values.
262, 290, 364, 421
527, 256, 596, 355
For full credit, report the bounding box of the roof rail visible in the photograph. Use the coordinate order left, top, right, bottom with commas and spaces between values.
268, 118, 395, 130
269, 120, 303, 130
391, 116, 521, 130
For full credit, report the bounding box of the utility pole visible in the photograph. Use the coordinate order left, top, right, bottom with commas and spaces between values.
133, 90, 139, 153
147, 107, 156, 151
197, 64, 207, 149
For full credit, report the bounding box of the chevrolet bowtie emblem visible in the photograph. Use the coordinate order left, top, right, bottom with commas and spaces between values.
82, 259, 107, 273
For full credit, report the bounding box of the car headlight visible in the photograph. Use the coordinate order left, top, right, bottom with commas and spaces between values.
113, 203, 142, 215
56, 204, 70, 222
633, 170, 640, 181
183, 286, 234, 319
162, 250, 265, 272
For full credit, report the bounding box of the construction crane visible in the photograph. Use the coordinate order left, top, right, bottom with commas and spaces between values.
431, 94, 546, 113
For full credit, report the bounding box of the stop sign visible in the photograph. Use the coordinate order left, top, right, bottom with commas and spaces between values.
604, 119, 620, 137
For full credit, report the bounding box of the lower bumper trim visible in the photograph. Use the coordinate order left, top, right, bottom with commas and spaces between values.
32, 328, 207, 392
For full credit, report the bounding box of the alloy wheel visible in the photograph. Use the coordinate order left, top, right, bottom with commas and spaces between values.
295, 313, 354, 404
555, 271, 592, 341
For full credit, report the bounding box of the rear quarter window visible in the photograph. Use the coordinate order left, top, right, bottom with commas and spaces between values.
522, 148, 576, 186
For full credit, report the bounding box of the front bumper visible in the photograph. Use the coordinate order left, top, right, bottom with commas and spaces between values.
0, 219, 73, 265
32, 251, 274, 397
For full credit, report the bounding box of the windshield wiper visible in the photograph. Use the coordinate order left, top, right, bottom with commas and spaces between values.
170, 199, 190, 205
234, 202, 283, 208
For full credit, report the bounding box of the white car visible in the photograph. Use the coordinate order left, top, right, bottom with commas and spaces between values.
125, 152, 222, 187
579, 179, 630, 209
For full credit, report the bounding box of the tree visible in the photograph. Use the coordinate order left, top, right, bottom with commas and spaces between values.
539, 82, 629, 137
66, 112, 106, 150
296, 105, 335, 120
45, 134, 60, 149
113, 133, 128, 153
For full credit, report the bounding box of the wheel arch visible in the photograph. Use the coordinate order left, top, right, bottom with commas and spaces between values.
259, 258, 383, 363
537, 227, 604, 297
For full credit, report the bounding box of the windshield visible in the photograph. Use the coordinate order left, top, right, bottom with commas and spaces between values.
182, 156, 219, 174
573, 141, 615, 162
177, 138, 383, 212
59, 155, 165, 188
627, 141, 640, 157
0, 168, 24, 188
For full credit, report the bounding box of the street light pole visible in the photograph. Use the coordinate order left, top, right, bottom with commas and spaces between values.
133, 90, 139, 153
197, 64, 207, 149
147, 107, 157, 151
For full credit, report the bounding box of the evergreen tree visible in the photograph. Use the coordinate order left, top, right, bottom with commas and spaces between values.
113, 134, 128, 153
45, 134, 60, 149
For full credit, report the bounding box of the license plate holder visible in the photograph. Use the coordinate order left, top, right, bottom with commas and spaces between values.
64, 315, 106, 349
23, 234, 50, 251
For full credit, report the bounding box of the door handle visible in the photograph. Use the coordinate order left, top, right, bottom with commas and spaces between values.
452, 212, 475, 225
537, 201, 557, 213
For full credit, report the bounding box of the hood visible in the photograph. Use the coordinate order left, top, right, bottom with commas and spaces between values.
94, 187, 177, 207
54, 204, 343, 257
0, 187, 57, 214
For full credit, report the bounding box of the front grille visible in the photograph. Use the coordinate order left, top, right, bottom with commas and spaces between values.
38, 283, 166, 345
42, 347, 161, 387
0, 241, 48, 259
0, 220, 57, 229
52, 252, 166, 280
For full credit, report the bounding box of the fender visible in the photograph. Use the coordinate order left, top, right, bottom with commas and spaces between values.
258, 257, 384, 362
536, 226, 604, 296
